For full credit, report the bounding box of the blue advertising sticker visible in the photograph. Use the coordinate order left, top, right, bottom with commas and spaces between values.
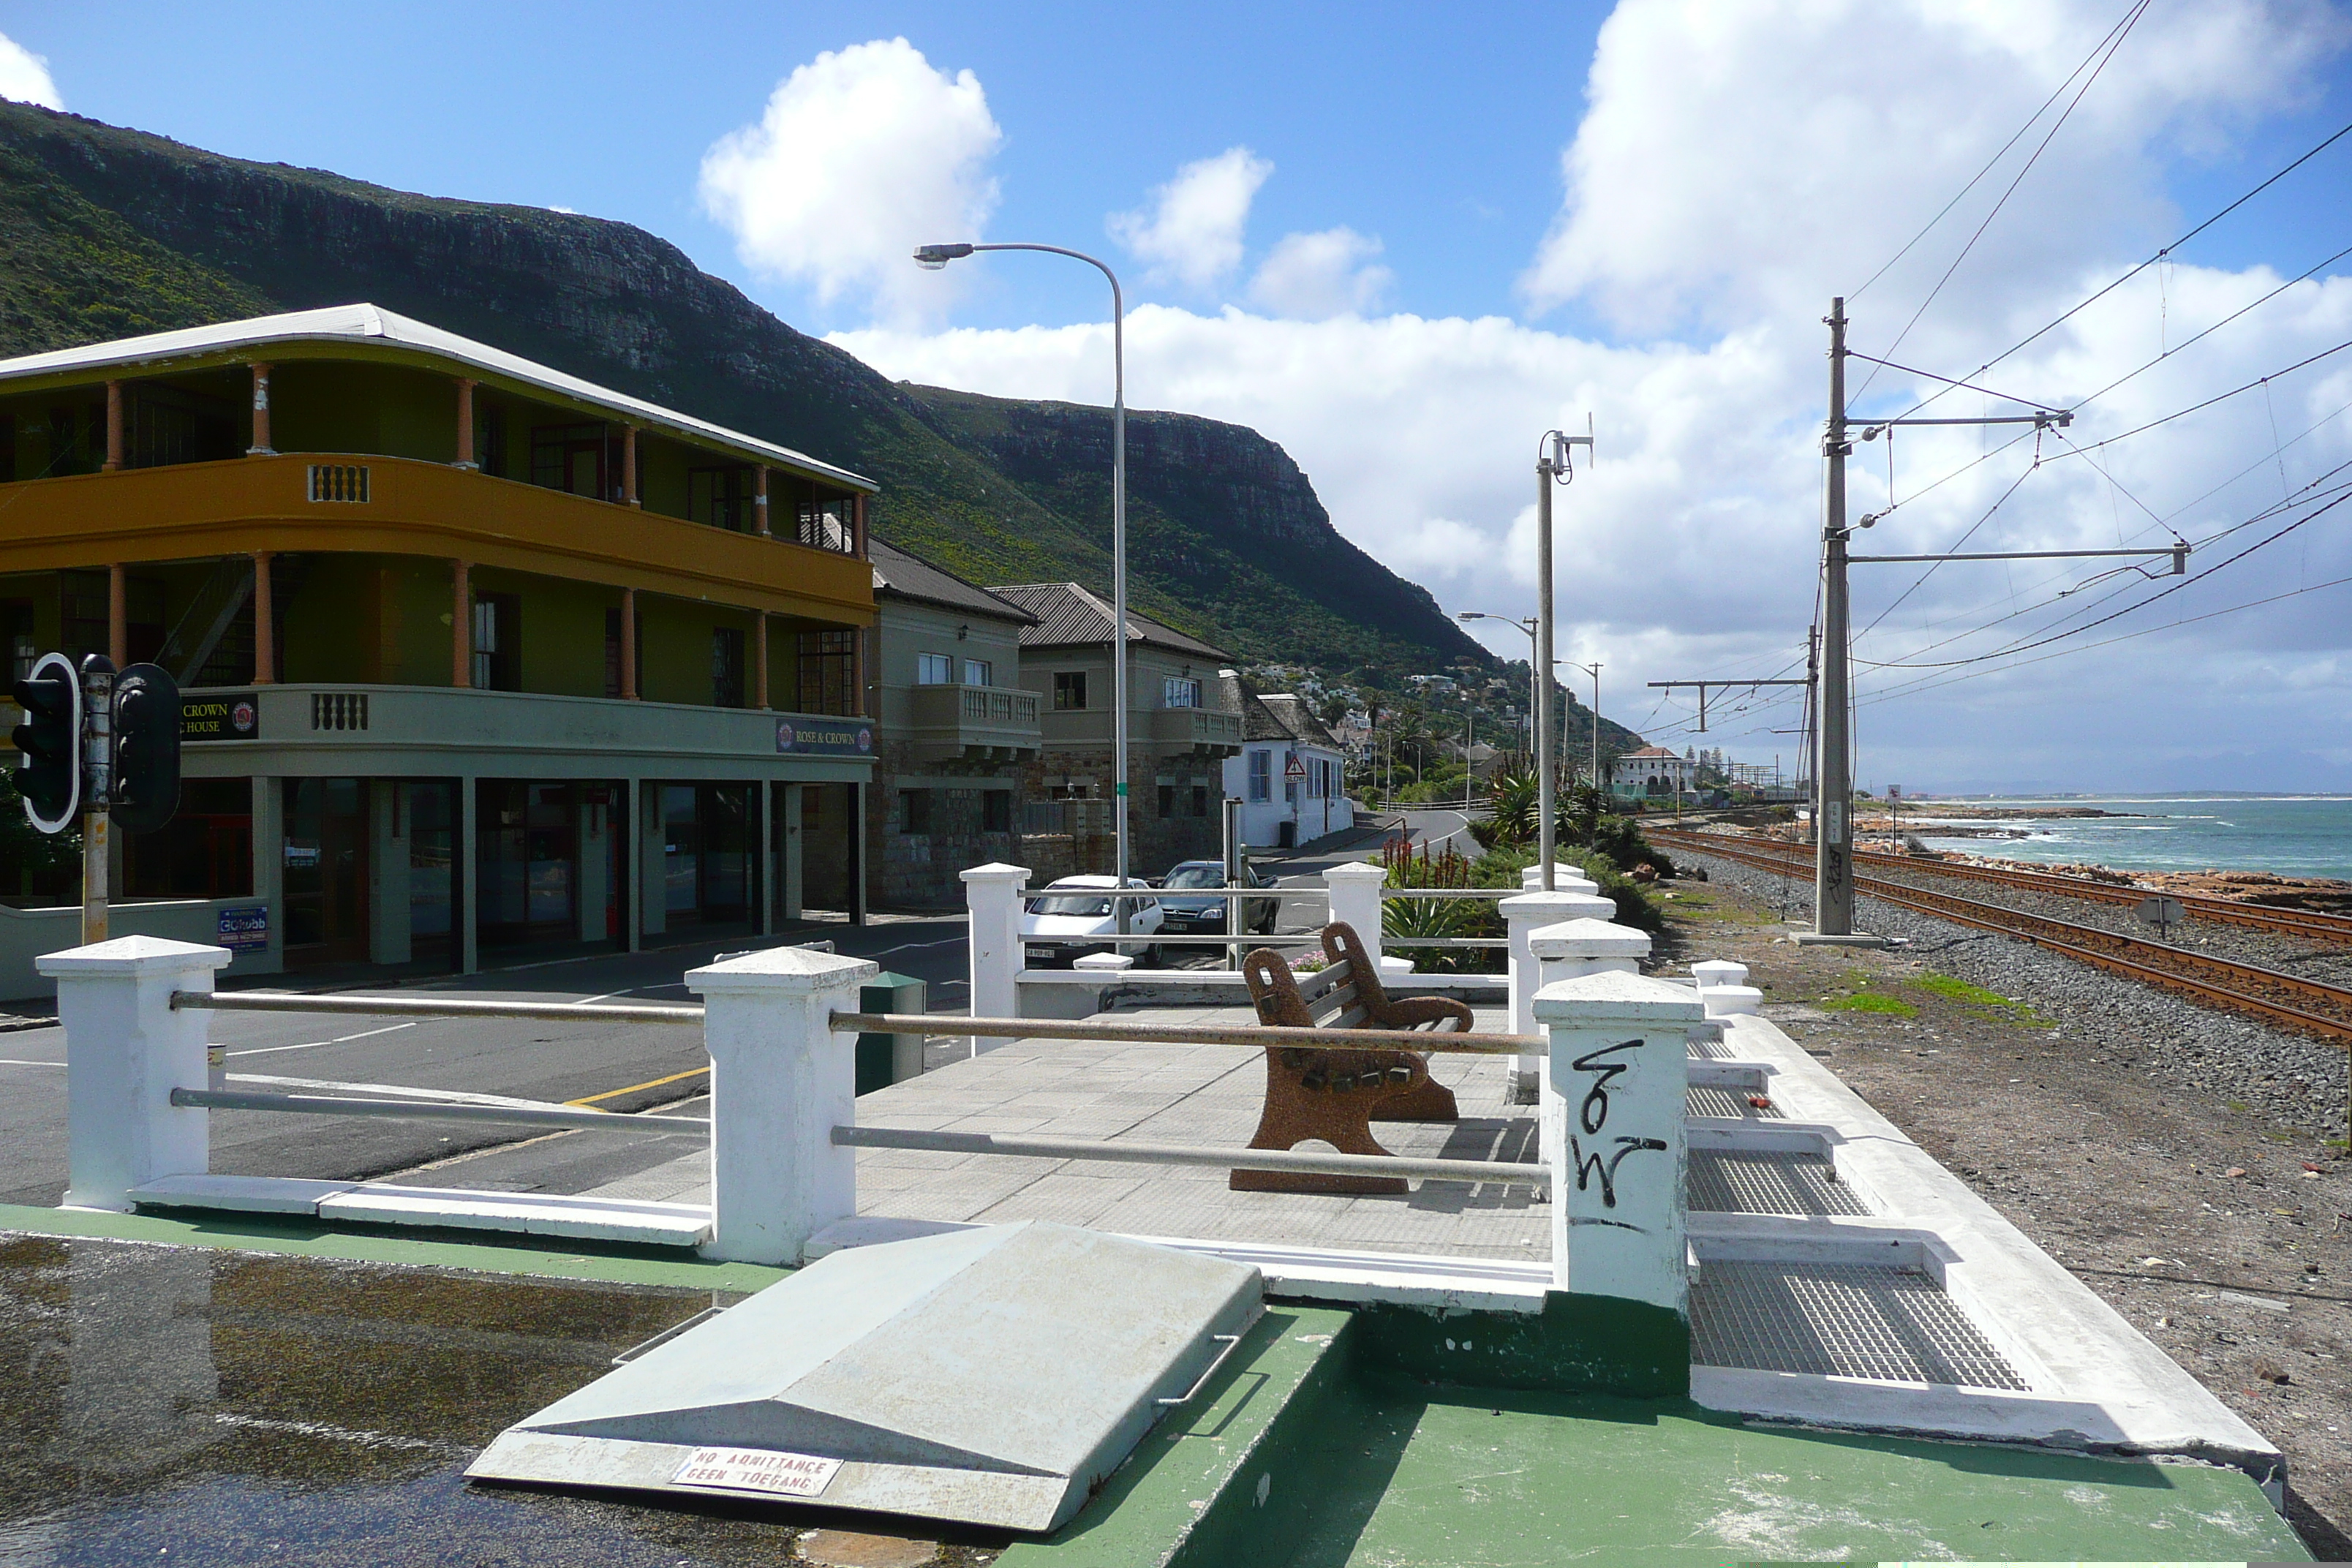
217, 905, 269, 953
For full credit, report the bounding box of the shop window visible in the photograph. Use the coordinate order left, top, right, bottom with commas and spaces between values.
900, 789, 932, 835
982, 791, 1011, 833
797, 627, 858, 715
1054, 671, 1087, 711
122, 779, 253, 900
917, 652, 953, 685
712, 627, 746, 707
962, 657, 992, 687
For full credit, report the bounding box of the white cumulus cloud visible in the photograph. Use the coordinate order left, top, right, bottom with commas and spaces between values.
699, 37, 1001, 322
834, 0, 2352, 791
1250, 227, 1394, 319
1109, 147, 1272, 292
0, 31, 61, 110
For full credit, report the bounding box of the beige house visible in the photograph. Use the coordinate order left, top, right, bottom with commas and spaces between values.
864, 540, 1041, 908
989, 583, 1243, 880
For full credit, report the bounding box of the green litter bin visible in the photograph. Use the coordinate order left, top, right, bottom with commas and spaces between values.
856, 971, 928, 1096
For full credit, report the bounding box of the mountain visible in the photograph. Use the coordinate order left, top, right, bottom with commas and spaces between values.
0, 101, 1490, 688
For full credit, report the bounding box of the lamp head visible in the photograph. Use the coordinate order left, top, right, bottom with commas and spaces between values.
1456, 611, 1484, 622
913, 243, 975, 270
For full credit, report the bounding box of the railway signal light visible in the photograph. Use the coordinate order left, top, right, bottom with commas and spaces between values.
111, 663, 181, 835
11, 650, 80, 834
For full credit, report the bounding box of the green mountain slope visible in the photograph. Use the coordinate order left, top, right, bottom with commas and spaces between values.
0, 102, 1490, 686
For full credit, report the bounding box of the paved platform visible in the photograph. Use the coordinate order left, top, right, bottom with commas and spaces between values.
587, 1006, 1551, 1264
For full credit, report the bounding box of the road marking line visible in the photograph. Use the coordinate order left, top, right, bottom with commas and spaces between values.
225, 1022, 418, 1058
568, 1066, 709, 1107
865, 935, 965, 957
0, 1058, 62, 1067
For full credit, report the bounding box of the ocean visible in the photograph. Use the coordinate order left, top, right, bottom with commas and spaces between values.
1907, 796, 2352, 882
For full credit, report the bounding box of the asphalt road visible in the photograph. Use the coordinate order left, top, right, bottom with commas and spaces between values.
0, 918, 970, 1207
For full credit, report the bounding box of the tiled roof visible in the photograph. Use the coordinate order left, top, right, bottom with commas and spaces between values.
870, 538, 1036, 622
1620, 746, 1683, 760
0, 303, 872, 491
988, 582, 1230, 660
1218, 670, 1291, 741
1258, 693, 1342, 752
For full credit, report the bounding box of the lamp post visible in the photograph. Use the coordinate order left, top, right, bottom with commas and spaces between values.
917, 241, 1131, 908
1458, 610, 1537, 840
1567, 661, 1602, 804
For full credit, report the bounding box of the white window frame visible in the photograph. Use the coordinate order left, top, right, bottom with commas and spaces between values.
962, 657, 992, 687
916, 652, 954, 685
1162, 676, 1201, 709
1247, 749, 1271, 803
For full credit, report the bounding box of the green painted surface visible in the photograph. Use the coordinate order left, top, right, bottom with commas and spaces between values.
1351, 1290, 1689, 1398
998, 1305, 1354, 1568
1261, 1376, 2307, 1564
0, 1202, 788, 1292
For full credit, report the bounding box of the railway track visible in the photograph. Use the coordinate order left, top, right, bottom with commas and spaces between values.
1655, 829, 2352, 1047
1652, 826, 2352, 944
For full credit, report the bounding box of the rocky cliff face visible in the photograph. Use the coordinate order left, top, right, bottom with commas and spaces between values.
0, 101, 1486, 683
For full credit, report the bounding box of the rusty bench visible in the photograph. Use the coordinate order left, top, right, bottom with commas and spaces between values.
1233, 921, 1466, 1194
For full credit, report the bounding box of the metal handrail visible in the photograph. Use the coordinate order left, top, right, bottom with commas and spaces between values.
1068, 933, 1502, 948
832, 1124, 1548, 1188
834, 1011, 1542, 1053
171, 1086, 710, 1133
174, 991, 704, 1024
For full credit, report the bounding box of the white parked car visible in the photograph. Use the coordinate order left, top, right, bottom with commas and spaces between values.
1019, 875, 1164, 968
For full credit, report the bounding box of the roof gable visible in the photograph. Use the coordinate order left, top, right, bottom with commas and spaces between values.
870, 539, 1036, 622
988, 582, 1229, 661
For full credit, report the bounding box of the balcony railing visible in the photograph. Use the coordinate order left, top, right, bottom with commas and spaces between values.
906, 682, 1041, 762
1148, 706, 1244, 753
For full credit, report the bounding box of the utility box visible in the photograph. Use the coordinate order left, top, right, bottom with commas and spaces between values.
857, 971, 927, 1095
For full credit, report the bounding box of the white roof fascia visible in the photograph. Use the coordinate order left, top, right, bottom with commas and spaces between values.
0, 303, 875, 493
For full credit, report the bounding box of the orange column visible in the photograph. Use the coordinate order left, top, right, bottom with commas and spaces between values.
622, 426, 638, 507
102, 381, 123, 472
753, 614, 769, 709
852, 492, 868, 558
252, 553, 276, 684
246, 363, 274, 455
620, 589, 638, 699
108, 564, 127, 667
753, 467, 771, 537
452, 560, 471, 688
454, 378, 476, 469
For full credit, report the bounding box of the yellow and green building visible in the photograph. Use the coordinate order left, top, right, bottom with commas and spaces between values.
0, 304, 879, 990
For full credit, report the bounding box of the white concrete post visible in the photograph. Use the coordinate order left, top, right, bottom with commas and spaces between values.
1528, 916, 1654, 1190
1501, 890, 1617, 1100
1533, 970, 1705, 1311
1521, 864, 1599, 894
962, 862, 1029, 1045
42, 936, 233, 1213
1323, 861, 1386, 959
687, 945, 879, 1266
1690, 960, 1748, 990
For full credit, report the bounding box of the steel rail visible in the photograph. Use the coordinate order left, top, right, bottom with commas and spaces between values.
171, 1087, 712, 1132
1652, 827, 2352, 943
173, 991, 706, 1024
1662, 833, 2352, 1044
834, 1011, 1545, 1053
832, 1125, 1548, 1188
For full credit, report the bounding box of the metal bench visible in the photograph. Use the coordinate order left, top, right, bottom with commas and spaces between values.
1234, 921, 1465, 1194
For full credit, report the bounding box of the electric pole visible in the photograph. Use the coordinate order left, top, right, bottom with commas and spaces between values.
1534, 423, 1592, 890
1814, 298, 1855, 937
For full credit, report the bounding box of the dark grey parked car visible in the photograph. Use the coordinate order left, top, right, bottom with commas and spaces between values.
1154, 860, 1281, 937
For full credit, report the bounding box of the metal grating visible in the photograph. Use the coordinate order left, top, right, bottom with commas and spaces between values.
1690, 1261, 2027, 1390
1686, 1085, 1783, 1119
1687, 1149, 1867, 1216
1686, 1034, 1734, 1060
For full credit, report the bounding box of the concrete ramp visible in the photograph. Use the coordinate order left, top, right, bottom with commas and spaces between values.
467, 1220, 1262, 1531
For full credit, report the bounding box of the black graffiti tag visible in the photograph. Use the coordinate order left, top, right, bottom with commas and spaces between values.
1571, 1037, 1643, 1135
1569, 1134, 1670, 1208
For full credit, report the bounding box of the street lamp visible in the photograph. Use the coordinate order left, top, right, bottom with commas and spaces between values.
1566, 660, 1603, 805
916, 241, 1132, 909
1457, 609, 1538, 819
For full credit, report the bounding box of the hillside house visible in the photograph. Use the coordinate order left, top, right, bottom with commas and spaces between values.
989, 584, 1243, 879
0, 304, 878, 987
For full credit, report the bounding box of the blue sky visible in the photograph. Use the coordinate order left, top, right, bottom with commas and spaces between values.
8, 2, 2352, 792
